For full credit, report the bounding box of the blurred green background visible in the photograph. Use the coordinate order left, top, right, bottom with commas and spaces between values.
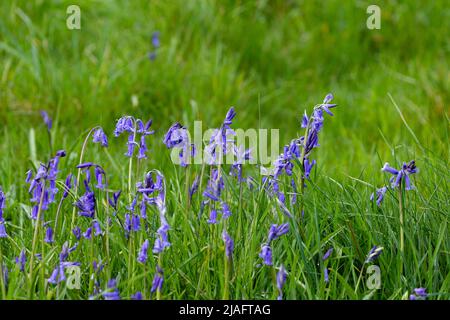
0, 0, 449, 180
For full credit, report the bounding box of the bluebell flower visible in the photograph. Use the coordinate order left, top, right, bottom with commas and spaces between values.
83, 227, 92, 240
115, 116, 154, 159
40, 110, 52, 131
151, 266, 164, 293
303, 158, 316, 179
276, 265, 287, 300
0, 220, 8, 238
259, 244, 273, 266
163, 122, 194, 166
324, 267, 329, 283
92, 127, 108, 147
409, 288, 427, 300
103, 279, 121, 300
205, 108, 236, 165
62, 174, 73, 199
132, 291, 143, 300
0, 187, 6, 238
382, 161, 417, 190
124, 214, 132, 236
322, 248, 333, 261
222, 230, 234, 259
153, 223, 170, 254
72, 226, 81, 240
137, 135, 148, 159
207, 209, 218, 224
189, 175, 200, 200
370, 186, 388, 206
75, 191, 96, 218
45, 226, 54, 243
221, 202, 232, 219
137, 239, 149, 264
15, 249, 26, 272
268, 223, 290, 242
94, 166, 106, 190
109, 190, 121, 210
365, 245, 383, 263
93, 220, 103, 236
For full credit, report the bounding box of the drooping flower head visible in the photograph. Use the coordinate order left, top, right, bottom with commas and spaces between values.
114, 116, 154, 159
382, 160, 417, 190
268, 223, 290, 242
365, 245, 383, 263
92, 127, 108, 147
259, 244, 273, 266
163, 122, 195, 166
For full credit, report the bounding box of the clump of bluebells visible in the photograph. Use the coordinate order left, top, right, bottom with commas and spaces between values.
0, 95, 438, 301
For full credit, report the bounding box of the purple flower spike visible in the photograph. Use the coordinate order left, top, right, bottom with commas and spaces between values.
222, 230, 234, 259
276, 265, 288, 300
93, 127, 108, 147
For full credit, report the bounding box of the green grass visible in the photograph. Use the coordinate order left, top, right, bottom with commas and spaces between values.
0, 0, 449, 300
